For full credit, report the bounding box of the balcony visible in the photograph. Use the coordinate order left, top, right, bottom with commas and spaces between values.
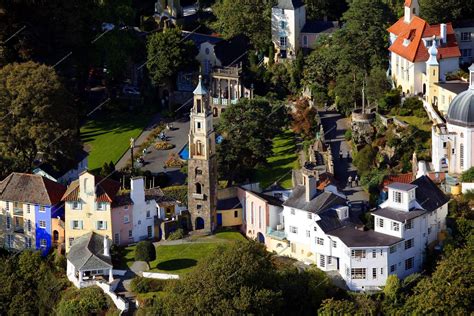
13, 208, 23, 216
267, 227, 286, 240
212, 98, 238, 105
192, 193, 204, 200
14, 226, 24, 234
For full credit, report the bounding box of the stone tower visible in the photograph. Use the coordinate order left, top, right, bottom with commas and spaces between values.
187, 76, 218, 232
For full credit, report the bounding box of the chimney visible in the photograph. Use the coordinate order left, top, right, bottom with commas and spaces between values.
103, 235, 109, 256
440, 23, 447, 45
416, 161, 428, 178
131, 176, 145, 204
303, 174, 317, 202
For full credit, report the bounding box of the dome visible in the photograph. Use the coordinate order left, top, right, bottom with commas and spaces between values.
446, 88, 474, 127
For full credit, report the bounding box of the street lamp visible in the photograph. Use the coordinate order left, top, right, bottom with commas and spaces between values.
130, 137, 135, 174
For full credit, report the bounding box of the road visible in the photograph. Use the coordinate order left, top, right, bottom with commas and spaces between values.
318, 110, 369, 202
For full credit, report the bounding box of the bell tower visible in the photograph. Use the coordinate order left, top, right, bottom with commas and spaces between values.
187, 76, 218, 232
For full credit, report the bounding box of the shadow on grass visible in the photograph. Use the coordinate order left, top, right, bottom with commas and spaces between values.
156, 259, 197, 271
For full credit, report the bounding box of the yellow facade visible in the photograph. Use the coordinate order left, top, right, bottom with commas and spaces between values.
217, 208, 242, 227
65, 172, 113, 252
267, 237, 316, 264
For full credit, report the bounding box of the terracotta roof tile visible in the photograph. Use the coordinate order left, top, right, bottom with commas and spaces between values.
388, 18, 460, 62
61, 174, 120, 203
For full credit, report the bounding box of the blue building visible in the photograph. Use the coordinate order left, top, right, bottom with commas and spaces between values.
0, 173, 66, 254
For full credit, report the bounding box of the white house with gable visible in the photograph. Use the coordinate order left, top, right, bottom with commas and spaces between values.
267, 173, 449, 291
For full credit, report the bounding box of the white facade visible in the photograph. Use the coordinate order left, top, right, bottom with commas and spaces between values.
269, 177, 448, 291
271, 2, 306, 59
130, 177, 157, 241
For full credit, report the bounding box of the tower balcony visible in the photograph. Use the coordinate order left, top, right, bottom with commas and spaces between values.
192, 193, 205, 200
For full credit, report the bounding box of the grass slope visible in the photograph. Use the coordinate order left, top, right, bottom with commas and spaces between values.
81, 113, 149, 170
116, 231, 246, 275
254, 130, 299, 189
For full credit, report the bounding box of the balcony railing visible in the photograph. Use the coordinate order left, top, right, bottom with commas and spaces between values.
267, 227, 286, 240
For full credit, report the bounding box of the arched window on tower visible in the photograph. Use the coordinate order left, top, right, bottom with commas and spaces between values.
196, 99, 202, 113
195, 168, 202, 176
196, 141, 202, 155
195, 183, 202, 194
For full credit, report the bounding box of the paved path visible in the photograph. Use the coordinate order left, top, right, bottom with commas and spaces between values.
115, 113, 190, 185
318, 110, 369, 202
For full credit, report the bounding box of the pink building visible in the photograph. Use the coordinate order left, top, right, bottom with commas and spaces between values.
111, 194, 133, 246
238, 188, 283, 245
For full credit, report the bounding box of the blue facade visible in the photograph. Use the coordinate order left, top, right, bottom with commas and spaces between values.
35, 204, 52, 254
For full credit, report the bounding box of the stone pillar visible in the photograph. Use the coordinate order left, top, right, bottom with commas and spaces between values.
108, 268, 114, 283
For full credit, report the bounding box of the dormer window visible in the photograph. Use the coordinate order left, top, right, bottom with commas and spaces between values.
393, 191, 402, 203
403, 39, 410, 46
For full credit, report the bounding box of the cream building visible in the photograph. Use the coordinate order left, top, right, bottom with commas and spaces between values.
388, 0, 460, 95
63, 172, 119, 252
432, 64, 474, 174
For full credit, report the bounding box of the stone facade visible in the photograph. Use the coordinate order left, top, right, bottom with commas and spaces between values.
187, 76, 218, 233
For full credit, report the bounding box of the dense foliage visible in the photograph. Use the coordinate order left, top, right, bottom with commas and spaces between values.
291, 99, 318, 139
419, 0, 474, 24
0, 62, 81, 178
217, 98, 287, 185
140, 240, 337, 315
146, 28, 198, 85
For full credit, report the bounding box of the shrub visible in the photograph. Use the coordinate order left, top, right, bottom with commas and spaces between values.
164, 152, 184, 168
135, 241, 156, 268
130, 276, 169, 293
155, 141, 175, 150
353, 145, 377, 176
168, 228, 185, 240
344, 129, 352, 141
460, 167, 474, 182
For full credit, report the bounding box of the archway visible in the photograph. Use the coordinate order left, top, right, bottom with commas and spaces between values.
53, 230, 59, 242
195, 182, 202, 194
195, 217, 205, 230
256, 232, 265, 244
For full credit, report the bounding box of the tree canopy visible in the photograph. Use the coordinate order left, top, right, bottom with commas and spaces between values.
216, 98, 286, 185
146, 28, 198, 85
291, 99, 318, 139
419, 0, 474, 24
135, 240, 156, 268
212, 0, 272, 52
0, 61, 81, 178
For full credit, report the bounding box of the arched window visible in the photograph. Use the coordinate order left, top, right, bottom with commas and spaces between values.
213, 107, 218, 117
195, 168, 202, 176
196, 99, 202, 113
196, 141, 202, 155
195, 183, 202, 194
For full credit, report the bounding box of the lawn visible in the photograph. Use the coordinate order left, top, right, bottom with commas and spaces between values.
80, 112, 149, 170
395, 115, 432, 132
254, 130, 299, 189
115, 231, 246, 274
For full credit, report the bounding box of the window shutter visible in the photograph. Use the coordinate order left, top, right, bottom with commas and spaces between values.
80, 221, 83, 229
104, 221, 107, 229
70, 221, 74, 229
96, 221, 99, 230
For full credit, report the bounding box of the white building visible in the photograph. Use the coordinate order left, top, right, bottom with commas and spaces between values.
267, 173, 448, 291
271, 0, 306, 60
130, 177, 157, 241
432, 64, 474, 174
388, 0, 461, 95
453, 20, 474, 66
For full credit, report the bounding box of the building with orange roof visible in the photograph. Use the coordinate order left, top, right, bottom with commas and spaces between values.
388, 0, 461, 96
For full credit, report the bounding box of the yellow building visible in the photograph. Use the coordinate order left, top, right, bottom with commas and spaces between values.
216, 197, 243, 227
62, 172, 120, 252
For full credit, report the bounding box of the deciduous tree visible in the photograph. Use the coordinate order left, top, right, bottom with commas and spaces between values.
0, 61, 81, 177
291, 99, 318, 139
146, 28, 198, 85
217, 98, 285, 185
212, 0, 272, 52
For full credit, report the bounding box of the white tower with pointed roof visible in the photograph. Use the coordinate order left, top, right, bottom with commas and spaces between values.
187, 76, 218, 232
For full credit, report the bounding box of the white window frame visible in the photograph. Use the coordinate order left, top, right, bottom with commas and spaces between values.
332, 240, 337, 248
290, 226, 298, 234
39, 205, 46, 213
316, 237, 324, 245
351, 249, 366, 258
39, 220, 46, 229
405, 238, 414, 250
306, 230, 310, 238
405, 219, 413, 230
377, 218, 384, 228
461, 32, 472, 42
393, 191, 402, 203
392, 221, 400, 231
405, 257, 414, 270
351, 268, 366, 279
39, 239, 47, 248
97, 220, 107, 230
124, 215, 130, 224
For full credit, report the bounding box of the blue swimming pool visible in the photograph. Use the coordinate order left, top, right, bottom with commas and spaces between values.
178, 144, 189, 160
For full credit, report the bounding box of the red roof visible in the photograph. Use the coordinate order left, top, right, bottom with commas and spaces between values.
388, 17, 460, 62
383, 172, 445, 191
62, 174, 120, 203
